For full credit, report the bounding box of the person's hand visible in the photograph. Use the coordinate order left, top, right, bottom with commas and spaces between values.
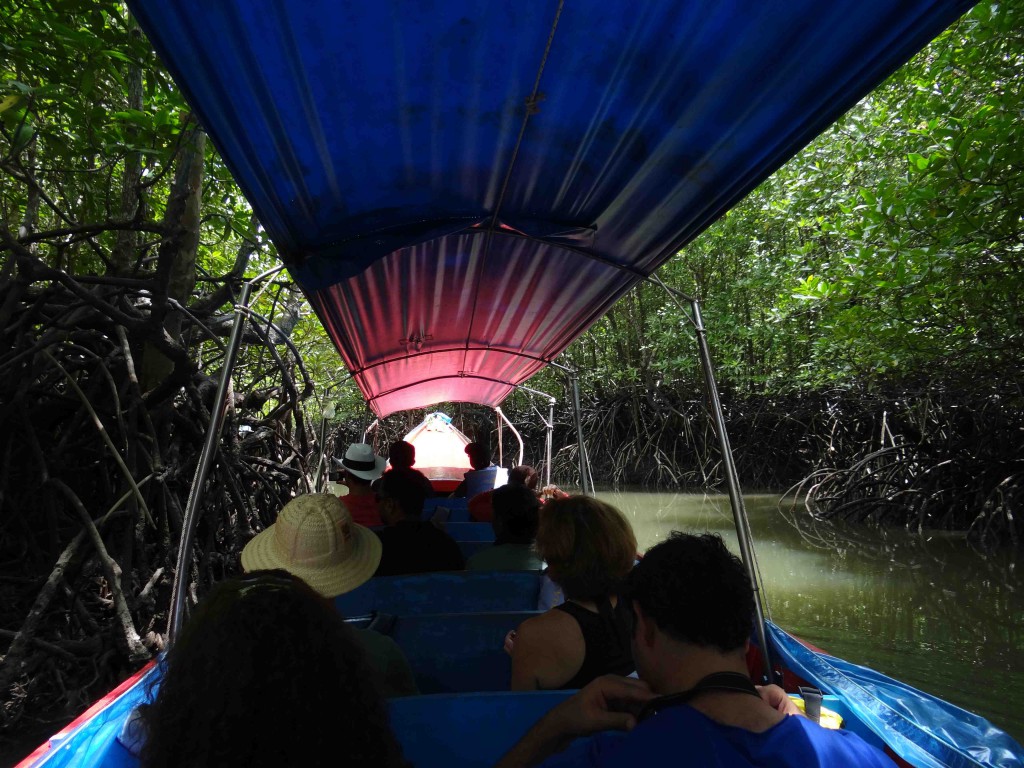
495, 676, 655, 768
757, 684, 802, 716
541, 484, 569, 500
545, 675, 655, 739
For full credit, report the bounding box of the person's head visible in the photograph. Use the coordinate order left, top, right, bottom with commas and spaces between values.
240, 494, 381, 597
508, 465, 539, 491
388, 440, 416, 471
336, 443, 386, 488
491, 484, 540, 545
139, 571, 406, 768
464, 442, 491, 470
535, 496, 636, 601
626, 533, 754, 681
377, 470, 428, 525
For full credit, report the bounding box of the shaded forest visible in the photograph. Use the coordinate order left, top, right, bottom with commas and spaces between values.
1, 0, 1022, 762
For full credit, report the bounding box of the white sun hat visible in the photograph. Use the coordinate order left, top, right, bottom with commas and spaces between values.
240, 494, 381, 597
334, 442, 387, 481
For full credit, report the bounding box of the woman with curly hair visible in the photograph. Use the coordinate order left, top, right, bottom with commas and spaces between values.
510, 496, 638, 690
138, 570, 408, 768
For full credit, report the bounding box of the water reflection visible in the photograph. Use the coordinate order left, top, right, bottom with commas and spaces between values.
596, 490, 1024, 745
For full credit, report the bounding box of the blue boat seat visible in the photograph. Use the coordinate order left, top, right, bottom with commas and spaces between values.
422, 497, 471, 522
444, 521, 494, 541
334, 570, 542, 616
388, 691, 573, 768
374, 611, 537, 693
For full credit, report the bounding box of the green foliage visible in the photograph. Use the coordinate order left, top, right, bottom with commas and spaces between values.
575, 1, 1023, 397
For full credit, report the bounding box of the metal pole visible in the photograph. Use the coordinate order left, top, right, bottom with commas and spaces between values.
509, 384, 556, 486
690, 298, 774, 683
569, 370, 592, 495
168, 280, 253, 643
497, 407, 504, 466
546, 399, 554, 487
646, 274, 774, 681
495, 406, 524, 467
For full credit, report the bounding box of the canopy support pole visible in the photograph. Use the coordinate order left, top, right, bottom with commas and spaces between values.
649, 274, 774, 683
494, 406, 524, 467
497, 409, 504, 466
545, 399, 554, 487
168, 265, 285, 644
568, 369, 593, 495
511, 384, 557, 486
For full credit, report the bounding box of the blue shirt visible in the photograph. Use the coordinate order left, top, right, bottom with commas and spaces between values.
539, 706, 895, 767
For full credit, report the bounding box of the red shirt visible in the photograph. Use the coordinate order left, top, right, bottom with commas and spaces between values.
340, 493, 382, 527
468, 490, 494, 522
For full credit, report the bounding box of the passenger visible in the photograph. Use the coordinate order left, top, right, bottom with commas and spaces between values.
466, 484, 543, 571
509, 496, 636, 690
496, 533, 895, 767
375, 470, 465, 576
382, 440, 434, 499
469, 463, 536, 522
334, 442, 386, 526
138, 570, 408, 768
452, 441, 497, 498
240, 494, 418, 697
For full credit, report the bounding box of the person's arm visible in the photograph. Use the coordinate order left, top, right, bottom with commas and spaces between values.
495, 676, 654, 768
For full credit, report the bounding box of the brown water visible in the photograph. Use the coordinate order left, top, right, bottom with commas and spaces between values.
595, 490, 1024, 746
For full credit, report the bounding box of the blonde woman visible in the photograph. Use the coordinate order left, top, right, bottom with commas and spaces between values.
510, 496, 637, 690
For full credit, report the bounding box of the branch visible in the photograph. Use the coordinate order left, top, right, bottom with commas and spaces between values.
0, 530, 86, 694
16, 220, 166, 246
48, 478, 150, 663
0, 230, 145, 328
42, 348, 155, 527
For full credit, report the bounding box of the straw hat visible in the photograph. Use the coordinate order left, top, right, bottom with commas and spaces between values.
241, 494, 381, 597
333, 443, 387, 481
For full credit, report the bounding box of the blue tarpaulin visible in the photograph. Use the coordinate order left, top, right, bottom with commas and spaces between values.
126, 0, 976, 416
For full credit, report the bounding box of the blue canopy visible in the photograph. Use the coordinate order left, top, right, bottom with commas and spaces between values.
127, 0, 975, 415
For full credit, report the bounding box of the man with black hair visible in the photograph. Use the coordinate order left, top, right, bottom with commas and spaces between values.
452, 441, 498, 497
497, 532, 894, 767
374, 470, 464, 577
381, 440, 434, 498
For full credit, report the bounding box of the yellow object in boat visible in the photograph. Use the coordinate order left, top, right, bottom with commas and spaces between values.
788, 696, 844, 730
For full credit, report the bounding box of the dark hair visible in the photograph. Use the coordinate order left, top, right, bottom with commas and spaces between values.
535, 496, 636, 601
388, 441, 416, 470
508, 465, 538, 490
627, 533, 753, 653
139, 571, 406, 768
464, 442, 490, 470
491, 484, 540, 545
377, 470, 428, 519
344, 471, 373, 488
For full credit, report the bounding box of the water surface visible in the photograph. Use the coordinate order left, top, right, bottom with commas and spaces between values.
595, 490, 1024, 745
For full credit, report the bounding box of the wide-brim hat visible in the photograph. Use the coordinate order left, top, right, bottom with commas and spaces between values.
333, 442, 387, 481
241, 494, 381, 597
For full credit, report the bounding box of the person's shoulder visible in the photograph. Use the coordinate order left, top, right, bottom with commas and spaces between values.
781, 716, 896, 766
352, 626, 398, 654
517, 605, 579, 639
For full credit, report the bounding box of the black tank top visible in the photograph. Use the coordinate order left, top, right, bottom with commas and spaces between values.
554, 595, 635, 689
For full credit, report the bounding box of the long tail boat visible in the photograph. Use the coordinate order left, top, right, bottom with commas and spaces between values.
17, 1, 1024, 766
